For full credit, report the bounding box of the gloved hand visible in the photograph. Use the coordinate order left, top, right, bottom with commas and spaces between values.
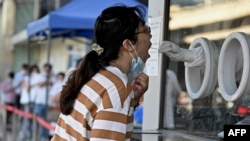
185, 47, 205, 67
159, 41, 196, 62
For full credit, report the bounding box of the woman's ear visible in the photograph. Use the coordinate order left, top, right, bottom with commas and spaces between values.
122, 39, 134, 52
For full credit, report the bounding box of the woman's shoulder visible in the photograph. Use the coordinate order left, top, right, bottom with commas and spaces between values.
99, 66, 128, 84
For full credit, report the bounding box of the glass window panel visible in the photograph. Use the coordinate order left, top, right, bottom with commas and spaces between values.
164, 0, 250, 140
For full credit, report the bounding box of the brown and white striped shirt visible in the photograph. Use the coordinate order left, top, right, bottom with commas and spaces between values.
51, 66, 136, 141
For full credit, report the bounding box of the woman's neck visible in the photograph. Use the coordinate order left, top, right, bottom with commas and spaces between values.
110, 59, 130, 75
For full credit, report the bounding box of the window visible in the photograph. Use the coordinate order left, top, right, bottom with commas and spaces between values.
165, 0, 250, 140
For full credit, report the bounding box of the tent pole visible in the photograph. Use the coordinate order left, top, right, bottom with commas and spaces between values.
46, 31, 52, 100
27, 38, 32, 105
47, 30, 52, 73
27, 38, 31, 71
27, 37, 35, 140
45, 30, 52, 121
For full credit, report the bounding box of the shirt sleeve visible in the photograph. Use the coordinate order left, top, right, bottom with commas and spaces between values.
12, 72, 21, 88
2, 82, 12, 93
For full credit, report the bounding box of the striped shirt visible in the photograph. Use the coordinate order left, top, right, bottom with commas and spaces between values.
51, 66, 137, 141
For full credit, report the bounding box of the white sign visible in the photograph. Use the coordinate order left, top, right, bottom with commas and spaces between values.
145, 16, 162, 76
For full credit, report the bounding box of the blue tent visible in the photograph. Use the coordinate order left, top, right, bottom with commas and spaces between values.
27, 0, 147, 39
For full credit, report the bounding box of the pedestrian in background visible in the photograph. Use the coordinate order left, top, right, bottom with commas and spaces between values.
0, 71, 15, 129
49, 72, 65, 109
18, 64, 44, 141
12, 63, 28, 109
33, 63, 55, 141
52, 4, 151, 141
163, 69, 182, 129
49, 58, 82, 109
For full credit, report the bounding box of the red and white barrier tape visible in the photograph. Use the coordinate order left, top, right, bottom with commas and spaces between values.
0, 104, 56, 131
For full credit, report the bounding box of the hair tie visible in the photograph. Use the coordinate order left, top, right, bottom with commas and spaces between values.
92, 43, 104, 56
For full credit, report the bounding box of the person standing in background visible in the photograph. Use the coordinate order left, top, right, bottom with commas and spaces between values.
48, 58, 83, 107
52, 5, 151, 140
18, 64, 42, 141
42, 63, 56, 87
163, 69, 182, 129
12, 63, 28, 109
0, 71, 15, 129
33, 63, 55, 141
49, 72, 65, 109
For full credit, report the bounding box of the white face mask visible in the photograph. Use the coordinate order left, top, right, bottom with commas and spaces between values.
129, 41, 145, 78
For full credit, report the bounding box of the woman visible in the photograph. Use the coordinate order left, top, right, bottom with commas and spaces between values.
18, 64, 43, 141
52, 5, 151, 141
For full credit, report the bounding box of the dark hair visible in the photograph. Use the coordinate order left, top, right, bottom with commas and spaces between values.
43, 63, 52, 71
60, 5, 147, 114
76, 58, 83, 68
22, 63, 29, 70
29, 64, 40, 74
9, 71, 15, 79
57, 72, 65, 78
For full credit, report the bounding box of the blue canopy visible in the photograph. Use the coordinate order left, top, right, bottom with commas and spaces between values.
27, 0, 147, 39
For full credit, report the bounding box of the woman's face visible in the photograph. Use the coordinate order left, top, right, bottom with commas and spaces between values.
133, 22, 152, 63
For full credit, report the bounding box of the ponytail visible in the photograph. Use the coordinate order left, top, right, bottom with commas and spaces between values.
60, 51, 105, 114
